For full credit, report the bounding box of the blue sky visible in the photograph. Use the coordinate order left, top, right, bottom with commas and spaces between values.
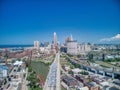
0, 0, 120, 44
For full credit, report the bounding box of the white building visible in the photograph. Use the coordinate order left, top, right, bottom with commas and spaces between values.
67, 41, 92, 55
105, 55, 114, 59
67, 40, 78, 55
13, 61, 23, 66
76, 86, 89, 90
0, 65, 8, 78
78, 43, 92, 55
53, 32, 57, 46
40, 47, 50, 54
71, 68, 81, 74
34, 41, 40, 49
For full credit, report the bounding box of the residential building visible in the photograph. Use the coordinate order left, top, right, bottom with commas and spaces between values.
62, 75, 78, 88
85, 82, 100, 90
103, 86, 120, 90
76, 86, 89, 90
75, 75, 89, 84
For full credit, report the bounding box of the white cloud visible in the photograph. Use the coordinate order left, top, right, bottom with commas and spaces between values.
100, 34, 120, 42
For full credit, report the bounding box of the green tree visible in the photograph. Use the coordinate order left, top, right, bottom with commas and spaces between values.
80, 71, 89, 75
4, 53, 8, 59
68, 70, 74, 76
4, 53, 8, 64
3, 78, 7, 85
74, 63, 80, 68
18, 58, 21, 61
28, 66, 32, 72
88, 54, 93, 60
77, 54, 81, 58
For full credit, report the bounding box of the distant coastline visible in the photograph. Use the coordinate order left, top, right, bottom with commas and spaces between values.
0, 45, 33, 48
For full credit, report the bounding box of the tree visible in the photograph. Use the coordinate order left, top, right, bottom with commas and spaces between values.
77, 54, 81, 58
88, 54, 93, 60
80, 71, 89, 75
102, 54, 105, 61
74, 63, 80, 68
70, 64, 74, 69
3, 78, 7, 85
4, 53, 8, 59
67, 54, 73, 57
28, 66, 32, 72
4, 53, 8, 64
18, 58, 21, 61
68, 70, 74, 76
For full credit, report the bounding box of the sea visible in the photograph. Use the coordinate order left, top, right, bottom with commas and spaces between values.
0, 45, 33, 48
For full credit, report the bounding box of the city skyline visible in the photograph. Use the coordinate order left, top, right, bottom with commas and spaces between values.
0, 0, 120, 44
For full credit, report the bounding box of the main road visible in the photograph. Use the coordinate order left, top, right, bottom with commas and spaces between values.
43, 53, 61, 90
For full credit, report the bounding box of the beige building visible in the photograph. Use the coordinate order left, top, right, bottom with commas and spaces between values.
67, 40, 78, 55
78, 43, 92, 55
67, 41, 93, 55
34, 41, 40, 49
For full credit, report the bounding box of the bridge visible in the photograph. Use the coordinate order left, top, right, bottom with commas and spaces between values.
66, 55, 120, 79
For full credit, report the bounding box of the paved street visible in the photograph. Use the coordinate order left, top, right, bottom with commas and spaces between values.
43, 53, 60, 90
